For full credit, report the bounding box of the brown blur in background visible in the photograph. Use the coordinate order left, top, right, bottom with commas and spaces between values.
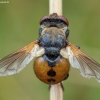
0, 0, 100, 100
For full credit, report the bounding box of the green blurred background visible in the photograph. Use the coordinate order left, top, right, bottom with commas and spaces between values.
0, 0, 100, 100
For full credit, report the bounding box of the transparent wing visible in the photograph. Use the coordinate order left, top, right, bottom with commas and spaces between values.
67, 43, 100, 82
0, 41, 39, 76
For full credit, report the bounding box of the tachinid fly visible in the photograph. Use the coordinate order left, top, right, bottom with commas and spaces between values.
0, 13, 100, 85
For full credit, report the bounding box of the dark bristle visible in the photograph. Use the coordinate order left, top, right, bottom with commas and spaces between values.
47, 78, 56, 82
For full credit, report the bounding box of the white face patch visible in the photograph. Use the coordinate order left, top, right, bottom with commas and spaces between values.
40, 23, 68, 33
40, 25, 46, 29
61, 26, 67, 32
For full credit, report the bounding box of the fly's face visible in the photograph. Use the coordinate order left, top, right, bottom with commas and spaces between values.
38, 13, 69, 67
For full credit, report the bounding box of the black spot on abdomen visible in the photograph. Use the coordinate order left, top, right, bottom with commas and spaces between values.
47, 69, 56, 77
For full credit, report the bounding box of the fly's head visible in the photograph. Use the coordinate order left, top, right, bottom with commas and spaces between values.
39, 13, 69, 38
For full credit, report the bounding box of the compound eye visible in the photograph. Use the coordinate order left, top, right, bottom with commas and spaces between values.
40, 16, 49, 25
39, 14, 69, 27
58, 16, 69, 26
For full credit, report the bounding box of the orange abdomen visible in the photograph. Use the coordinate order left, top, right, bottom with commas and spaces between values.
33, 56, 70, 84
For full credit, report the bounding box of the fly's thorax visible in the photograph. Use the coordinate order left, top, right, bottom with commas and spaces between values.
39, 27, 67, 48
38, 27, 68, 67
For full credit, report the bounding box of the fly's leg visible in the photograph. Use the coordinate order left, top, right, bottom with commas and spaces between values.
76, 46, 80, 49
63, 74, 69, 81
